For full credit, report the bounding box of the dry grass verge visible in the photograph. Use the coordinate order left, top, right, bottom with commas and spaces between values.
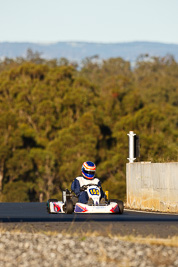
0, 226, 177, 247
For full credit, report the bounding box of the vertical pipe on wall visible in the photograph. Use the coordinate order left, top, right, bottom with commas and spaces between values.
127, 131, 136, 163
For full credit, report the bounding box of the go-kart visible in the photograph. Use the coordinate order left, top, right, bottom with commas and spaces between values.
46, 184, 124, 214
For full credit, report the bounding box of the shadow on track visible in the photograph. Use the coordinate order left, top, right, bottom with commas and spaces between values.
0, 202, 178, 223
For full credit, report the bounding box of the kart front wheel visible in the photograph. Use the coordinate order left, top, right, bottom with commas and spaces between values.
64, 200, 74, 214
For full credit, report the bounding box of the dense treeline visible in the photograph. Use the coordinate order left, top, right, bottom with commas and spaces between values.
0, 52, 177, 202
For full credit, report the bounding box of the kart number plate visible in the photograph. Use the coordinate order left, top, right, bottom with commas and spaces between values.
89, 188, 99, 195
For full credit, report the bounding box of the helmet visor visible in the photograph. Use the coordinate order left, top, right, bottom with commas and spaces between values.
84, 170, 95, 175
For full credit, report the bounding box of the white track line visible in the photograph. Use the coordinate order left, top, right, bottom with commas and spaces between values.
124, 208, 178, 216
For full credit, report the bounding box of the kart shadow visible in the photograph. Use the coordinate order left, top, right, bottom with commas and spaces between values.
1, 212, 178, 223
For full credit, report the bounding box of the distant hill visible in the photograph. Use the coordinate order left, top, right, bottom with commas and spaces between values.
0, 41, 178, 62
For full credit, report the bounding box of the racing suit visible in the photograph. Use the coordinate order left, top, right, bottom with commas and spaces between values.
71, 176, 105, 204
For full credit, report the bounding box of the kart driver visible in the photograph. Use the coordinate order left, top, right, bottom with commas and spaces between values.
71, 161, 105, 204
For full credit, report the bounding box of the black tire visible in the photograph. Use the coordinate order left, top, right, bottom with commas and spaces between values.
109, 199, 124, 214
64, 200, 74, 214
48, 199, 58, 202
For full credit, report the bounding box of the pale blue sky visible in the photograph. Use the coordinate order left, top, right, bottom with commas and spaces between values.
0, 0, 178, 44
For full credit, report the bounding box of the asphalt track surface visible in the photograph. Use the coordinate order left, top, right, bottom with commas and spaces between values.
0, 203, 178, 238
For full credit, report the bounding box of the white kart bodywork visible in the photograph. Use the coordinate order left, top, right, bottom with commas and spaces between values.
74, 201, 120, 213
49, 201, 65, 213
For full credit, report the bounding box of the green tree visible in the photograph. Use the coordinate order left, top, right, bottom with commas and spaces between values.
0, 55, 177, 202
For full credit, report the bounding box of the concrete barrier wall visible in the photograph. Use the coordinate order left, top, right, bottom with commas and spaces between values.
126, 162, 178, 212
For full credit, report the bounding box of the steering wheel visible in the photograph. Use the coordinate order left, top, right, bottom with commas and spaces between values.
80, 184, 100, 191
80, 185, 88, 191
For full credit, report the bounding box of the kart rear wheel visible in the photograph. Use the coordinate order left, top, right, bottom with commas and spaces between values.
48, 199, 58, 202
109, 199, 124, 214
64, 200, 74, 214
